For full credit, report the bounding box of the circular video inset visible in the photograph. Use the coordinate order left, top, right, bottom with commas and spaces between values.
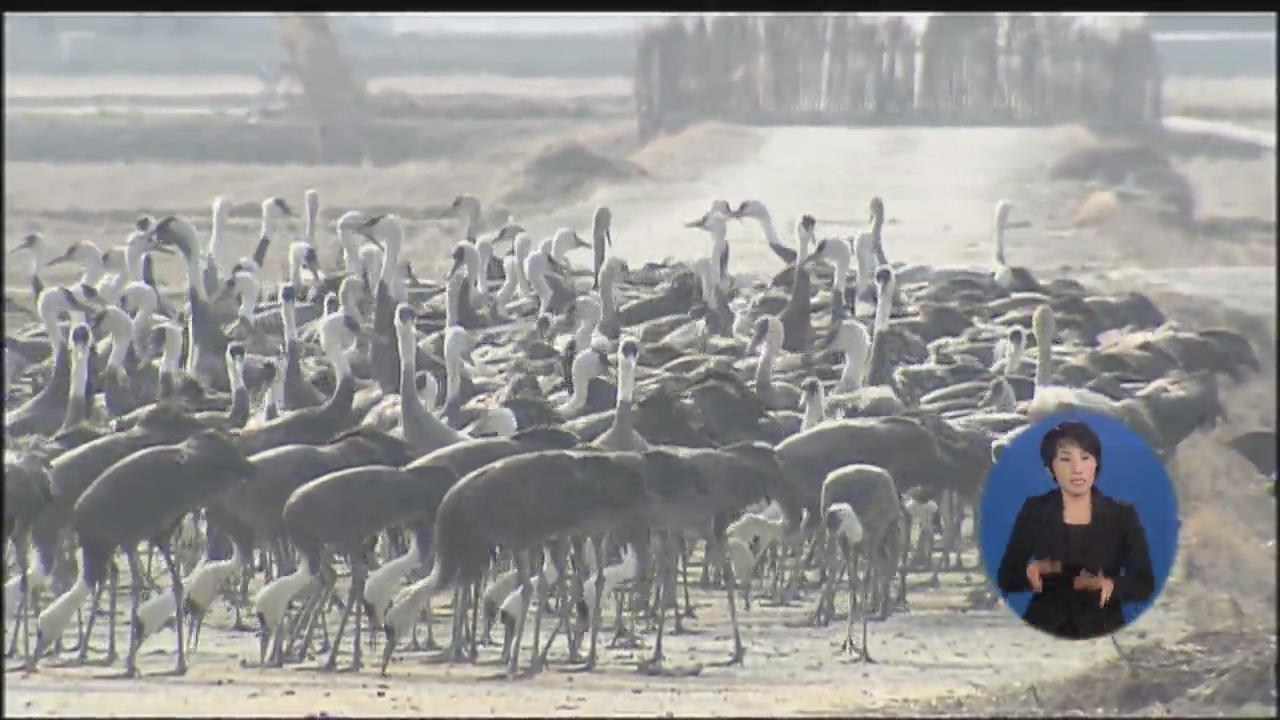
980, 411, 1179, 640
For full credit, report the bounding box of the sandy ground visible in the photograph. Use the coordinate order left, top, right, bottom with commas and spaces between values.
4, 73, 1276, 716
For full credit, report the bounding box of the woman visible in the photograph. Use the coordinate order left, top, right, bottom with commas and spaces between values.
997, 420, 1155, 639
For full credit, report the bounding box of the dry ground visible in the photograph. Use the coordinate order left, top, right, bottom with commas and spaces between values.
3, 73, 1276, 716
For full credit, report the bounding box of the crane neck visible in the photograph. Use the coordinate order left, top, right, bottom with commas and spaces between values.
751, 213, 787, 257
290, 254, 305, 292
281, 300, 298, 342
183, 248, 208, 302
872, 286, 893, 336
574, 316, 598, 353
617, 358, 636, 405
322, 327, 352, 380
802, 391, 825, 431
839, 343, 864, 392
444, 352, 464, 408
833, 256, 849, 299
1034, 328, 1053, 397
304, 206, 317, 247
755, 339, 778, 392
564, 359, 593, 414
495, 262, 518, 308
64, 346, 90, 429
107, 328, 131, 370
598, 272, 617, 327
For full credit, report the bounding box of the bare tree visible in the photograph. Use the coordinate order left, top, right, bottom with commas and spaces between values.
274, 14, 368, 165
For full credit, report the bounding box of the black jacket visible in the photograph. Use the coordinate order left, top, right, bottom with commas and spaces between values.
997, 487, 1156, 639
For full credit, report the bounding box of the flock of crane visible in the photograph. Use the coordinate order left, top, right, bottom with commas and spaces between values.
2, 188, 1259, 682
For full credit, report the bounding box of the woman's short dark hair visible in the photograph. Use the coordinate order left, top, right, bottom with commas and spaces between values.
1040, 420, 1104, 477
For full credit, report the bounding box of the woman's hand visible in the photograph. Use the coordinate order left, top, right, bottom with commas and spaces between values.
1025, 559, 1061, 592
1073, 570, 1116, 607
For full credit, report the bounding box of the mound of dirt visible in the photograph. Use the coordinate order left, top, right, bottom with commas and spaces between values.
907, 625, 1276, 717
1051, 141, 1197, 228
500, 140, 648, 207
1050, 142, 1171, 183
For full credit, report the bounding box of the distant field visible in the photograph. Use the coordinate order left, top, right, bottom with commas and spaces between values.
3, 73, 631, 100
1162, 76, 1278, 117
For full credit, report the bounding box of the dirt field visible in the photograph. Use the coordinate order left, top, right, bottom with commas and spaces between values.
3, 72, 1276, 716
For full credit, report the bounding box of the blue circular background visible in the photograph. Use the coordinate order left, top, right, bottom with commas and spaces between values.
979, 411, 1180, 629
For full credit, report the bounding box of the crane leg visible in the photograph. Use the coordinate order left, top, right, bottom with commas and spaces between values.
498, 607, 514, 664
679, 535, 695, 619
646, 536, 669, 671
721, 550, 746, 666
122, 548, 143, 677
349, 558, 366, 672
422, 599, 437, 650
233, 566, 253, 631
469, 579, 480, 662
862, 571, 876, 664
567, 538, 588, 658
586, 534, 608, 670
775, 538, 799, 605
529, 572, 548, 673
665, 543, 685, 634
157, 542, 187, 675
323, 562, 359, 671
257, 614, 271, 667
104, 561, 119, 663
7, 573, 27, 659
839, 545, 866, 661
507, 549, 533, 680
809, 534, 837, 626
288, 585, 321, 661
555, 541, 580, 663
447, 585, 466, 663
271, 603, 293, 667
76, 582, 104, 664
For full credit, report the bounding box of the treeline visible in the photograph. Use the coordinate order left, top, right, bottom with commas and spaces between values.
634, 14, 1165, 139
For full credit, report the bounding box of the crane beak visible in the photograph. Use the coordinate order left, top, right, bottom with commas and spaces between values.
447, 256, 464, 280
684, 214, 708, 229
605, 229, 613, 247
1005, 219, 1032, 230
572, 232, 590, 250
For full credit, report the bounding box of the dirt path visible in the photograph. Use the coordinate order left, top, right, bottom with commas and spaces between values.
0, 554, 1195, 717
544, 125, 1063, 277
